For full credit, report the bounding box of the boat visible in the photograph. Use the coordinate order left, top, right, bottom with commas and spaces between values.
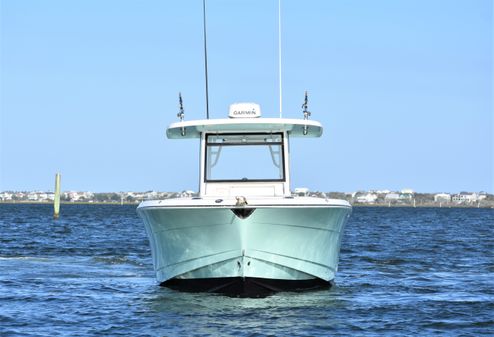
137, 101, 352, 297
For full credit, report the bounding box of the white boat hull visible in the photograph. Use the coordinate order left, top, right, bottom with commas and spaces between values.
137, 197, 351, 295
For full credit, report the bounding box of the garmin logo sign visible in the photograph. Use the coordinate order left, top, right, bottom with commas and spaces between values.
229, 103, 261, 118
232, 109, 256, 116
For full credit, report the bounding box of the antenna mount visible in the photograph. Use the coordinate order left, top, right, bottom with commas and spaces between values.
302, 91, 311, 120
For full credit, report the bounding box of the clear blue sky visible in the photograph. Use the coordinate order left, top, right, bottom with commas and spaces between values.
1, 0, 492, 193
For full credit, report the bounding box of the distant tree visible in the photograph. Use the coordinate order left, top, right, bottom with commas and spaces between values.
327, 192, 349, 200
415, 193, 434, 204
110, 193, 120, 202
94, 193, 112, 202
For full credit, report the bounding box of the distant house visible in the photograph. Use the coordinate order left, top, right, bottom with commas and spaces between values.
68, 191, 80, 201
14, 192, 26, 200
355, 193, 378, 204
452, 192, 478, 203
434, 193, 451, 202
145, 191, 159, 200
399, 193, 413, 200
27, 192, 39, 201
37, 193, 48, 201
0, 192, 13, 201
385, 192, 412, 203
385, 193, 400, 201
64, 191, 89, 202
82, 191, 94, 200
180, 190, 196, 198
294, 187, 309, 196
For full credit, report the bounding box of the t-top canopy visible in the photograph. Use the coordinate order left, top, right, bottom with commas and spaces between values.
166, 118, 323, 139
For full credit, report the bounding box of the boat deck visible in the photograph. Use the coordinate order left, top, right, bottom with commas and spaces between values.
138, 196, 351, 209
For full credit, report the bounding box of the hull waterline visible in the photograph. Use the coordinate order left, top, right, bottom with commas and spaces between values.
162, 277, 332, 298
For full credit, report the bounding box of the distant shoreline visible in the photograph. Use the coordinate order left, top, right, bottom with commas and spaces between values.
1, 200, 492, 209
0, 201, 138, 206
2, 190, 492, 208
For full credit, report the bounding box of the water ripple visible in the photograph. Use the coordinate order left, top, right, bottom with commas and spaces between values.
0, 204, 493, 336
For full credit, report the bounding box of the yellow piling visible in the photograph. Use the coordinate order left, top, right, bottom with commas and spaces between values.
54, 173, 61, 219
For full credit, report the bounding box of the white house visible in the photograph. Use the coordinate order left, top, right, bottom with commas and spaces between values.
27, 192, 39, 201
65, 191, 83, 201
385, 192, 413, 203
37, 193, 48, 201
180, 190, 196, 198
355, 193, 378, 204
294, 187, 309, 196
452, 192, 478, 203
385, 193, 400, 201
14, 192, 26, 200
434, 193, 451, 202
0, 192, 13, 201
145, 191, 159, 200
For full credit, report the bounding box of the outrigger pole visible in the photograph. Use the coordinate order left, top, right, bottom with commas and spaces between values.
203, 0, 210, 119
278, 0, 283, 118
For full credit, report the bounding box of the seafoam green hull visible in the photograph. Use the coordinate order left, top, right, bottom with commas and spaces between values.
137, 200, 351, 284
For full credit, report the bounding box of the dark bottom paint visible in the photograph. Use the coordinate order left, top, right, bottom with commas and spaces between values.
161, 277, 332, 298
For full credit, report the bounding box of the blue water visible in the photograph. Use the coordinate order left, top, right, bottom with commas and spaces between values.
0, 204, 493, 336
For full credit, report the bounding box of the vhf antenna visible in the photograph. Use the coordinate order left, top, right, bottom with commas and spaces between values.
203, 0, 210, 119
278, 0, 282, 118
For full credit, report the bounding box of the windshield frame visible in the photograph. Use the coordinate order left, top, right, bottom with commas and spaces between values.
204, 132, 286, 183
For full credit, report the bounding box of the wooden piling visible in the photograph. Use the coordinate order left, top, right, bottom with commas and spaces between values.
54, 173, 61, 219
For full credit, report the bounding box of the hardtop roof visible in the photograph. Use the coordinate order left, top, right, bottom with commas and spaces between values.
166, 118, 323, 139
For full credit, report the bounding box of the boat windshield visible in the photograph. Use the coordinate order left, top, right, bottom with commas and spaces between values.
205, 133, 285, 182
